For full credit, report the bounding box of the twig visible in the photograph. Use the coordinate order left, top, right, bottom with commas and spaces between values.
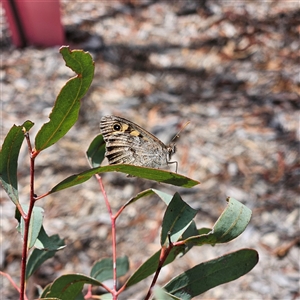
19, 130, 36, 300
96, 174, 118, 300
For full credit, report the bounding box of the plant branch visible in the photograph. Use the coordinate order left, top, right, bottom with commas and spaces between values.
19, 131, 36, 300
96, 174, 118, 300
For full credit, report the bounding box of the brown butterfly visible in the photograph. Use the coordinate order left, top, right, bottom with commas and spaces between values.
100, 115, 185, 172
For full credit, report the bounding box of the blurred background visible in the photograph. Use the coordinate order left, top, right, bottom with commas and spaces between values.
1, 1, 299, 299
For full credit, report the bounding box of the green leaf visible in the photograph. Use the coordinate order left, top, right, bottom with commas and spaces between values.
103, 165, 199, 188
40, 274, 103, 299
0, 121, 34, 205
90, 256, 129, 282
164, 249, 259, 299
19, 205, 44, 249
26, 228, 65, 279
86, 134, 106, 168
125, 244, 188, 288
161, 193, 197, 245
212, 197, 252, 242
185, 197, 252, 246
35, 47, 94, 151
49, 165, 199, 194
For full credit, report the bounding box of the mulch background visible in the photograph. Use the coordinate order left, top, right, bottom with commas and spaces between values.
1, 1, 299, 299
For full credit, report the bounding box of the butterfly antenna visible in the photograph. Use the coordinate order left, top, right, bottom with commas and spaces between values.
170, 121, 190, 143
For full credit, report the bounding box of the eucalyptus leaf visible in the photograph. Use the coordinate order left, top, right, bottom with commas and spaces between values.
185, 197, 252, 246
0, 121, 34, 205
35, 47, 94, 152
164, 249, 259, 299
49, 165, 199, 195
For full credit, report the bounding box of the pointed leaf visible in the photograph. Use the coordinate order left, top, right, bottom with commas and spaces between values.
49, 165, 199, 194
35, 47, 94, 152
90, 256, 129, 282
164, 249, 259, 299
0, 121, 34, 205
161, 193, 197, 245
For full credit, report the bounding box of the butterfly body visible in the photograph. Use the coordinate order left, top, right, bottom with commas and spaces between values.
100, 115, 176, 170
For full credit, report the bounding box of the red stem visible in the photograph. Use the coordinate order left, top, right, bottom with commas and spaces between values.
19, 132, 35, 300
96, 174, 118, 299
111, 215, 117, 300
19, 200, 34, 300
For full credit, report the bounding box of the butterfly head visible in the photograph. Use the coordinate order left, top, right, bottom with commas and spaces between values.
165, 121, 189, 173
167, 143, 176, 159
166, 143, 177, 172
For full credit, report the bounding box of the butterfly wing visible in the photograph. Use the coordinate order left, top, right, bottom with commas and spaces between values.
100, 115, 172, 168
